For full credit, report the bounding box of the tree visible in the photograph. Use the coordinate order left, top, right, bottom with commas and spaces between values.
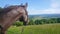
34, 19, 42, 25
57, 18, 60, 23
28, 19, 34, 25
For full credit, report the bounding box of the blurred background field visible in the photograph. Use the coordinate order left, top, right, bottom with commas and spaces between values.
7, 23, 60, 34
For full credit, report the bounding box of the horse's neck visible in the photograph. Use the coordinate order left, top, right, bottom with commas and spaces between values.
1, 9, 21, 26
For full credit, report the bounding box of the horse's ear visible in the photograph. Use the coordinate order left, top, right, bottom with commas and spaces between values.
24, 3, 28, 8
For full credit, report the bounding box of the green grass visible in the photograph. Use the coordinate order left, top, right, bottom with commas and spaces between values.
7, 23, 60, 34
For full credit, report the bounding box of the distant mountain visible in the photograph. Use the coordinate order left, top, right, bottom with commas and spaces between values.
28, 14, 60, 18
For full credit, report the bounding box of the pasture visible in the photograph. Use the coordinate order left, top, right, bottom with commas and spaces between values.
7, 23, 60, 34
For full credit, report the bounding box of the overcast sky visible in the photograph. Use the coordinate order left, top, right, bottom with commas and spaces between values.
0, 0, 60, 15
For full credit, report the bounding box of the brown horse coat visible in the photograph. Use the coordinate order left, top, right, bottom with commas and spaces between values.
0, 3, 28, 34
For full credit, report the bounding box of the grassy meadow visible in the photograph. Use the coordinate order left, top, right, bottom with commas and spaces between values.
7, 23, 60, 34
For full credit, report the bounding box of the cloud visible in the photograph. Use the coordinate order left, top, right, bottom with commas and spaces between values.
51, 0, 60, 8
28, 9, 60, 15
28, 0, 60, 15
51, 3, 59, 8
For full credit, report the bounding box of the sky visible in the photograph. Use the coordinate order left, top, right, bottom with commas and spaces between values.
0, 0, 60, 15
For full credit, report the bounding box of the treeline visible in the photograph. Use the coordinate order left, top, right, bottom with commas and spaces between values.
13, 18, 60, 26
28, 18, 60, 25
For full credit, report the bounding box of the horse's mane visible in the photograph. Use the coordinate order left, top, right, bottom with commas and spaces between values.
0, 5, 26, 12
0, 5, 25, 16
0, 6, 16, 16
0, 5, 28, 19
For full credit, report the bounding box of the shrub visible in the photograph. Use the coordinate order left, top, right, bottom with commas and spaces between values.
13, 21, 23, 26
28, 19, 35, 25
34, 20, 42, 25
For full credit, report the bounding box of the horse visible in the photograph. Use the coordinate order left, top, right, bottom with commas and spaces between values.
0, 3, 28, 34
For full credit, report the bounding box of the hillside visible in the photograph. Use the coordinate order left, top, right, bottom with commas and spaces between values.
7, 23, 60, 34
29, 14, 60, 18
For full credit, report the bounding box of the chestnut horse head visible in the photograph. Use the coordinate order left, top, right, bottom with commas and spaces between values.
0, 3, 28, 34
